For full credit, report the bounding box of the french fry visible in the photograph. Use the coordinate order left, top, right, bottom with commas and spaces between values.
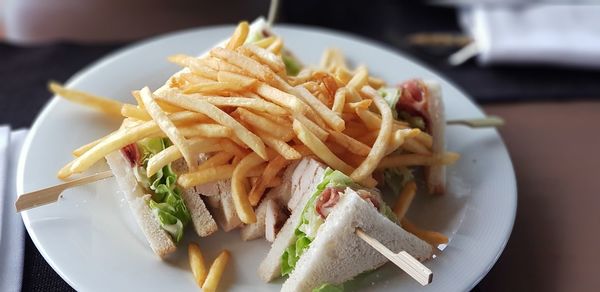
327, 130, 371, 156
239, 44, 286, 73
403, 138, 432, 155
121, 104, 151, 121
154, 91, 268, 159
219, 139, 247, 157
217, 71, 258, 89
246, 163, 267, 177
355, 108, 382, 130
350, 86, 393, 183
294, 86, 345, 131
168, 54, 219, 80
72, 133, 112, 157
346, 66, 368, 92
334, 67, 352, 85
401, 218, 449, 247
293, 119, 354, 175
331, 87, 346, 115
393, 180, 417, 219
184, 94, 287, 116
197, 152, 234, 172
255, 83, 304, 113
178, 164, 235, 189
188, 243, 208, 287
134, 90, 187, 113
254, 129, 301, 159
248, 155, 290, 206
267, 38, 283, 54
202, 250, 230, 292
237, 108, 294, 141
415, 131, 433, 148
146, 138, 222, 177
57, 160, 75, 180
49, 82, 123, 116
179, 124, 233, 138
232, 152, 267, 223
139, 87, 196, 170
183, 81, 248, 95
368, 76, 386, 89
386, 129, 420, 155
67, 111, 204, 176
377, 152, 461, 169
226, 21, 249, 50
266, 176, 282, 188
293, 114, 329, 141
344, 99, 372, 113
253, 36, 276, 48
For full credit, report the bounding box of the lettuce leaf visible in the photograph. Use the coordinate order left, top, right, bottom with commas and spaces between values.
136, 138, 190, 243
313, 283, 344, 292
280, 169, 354, 276
282, 53, 302, 76
378, 87, 400, 119
383, 167, 414, 196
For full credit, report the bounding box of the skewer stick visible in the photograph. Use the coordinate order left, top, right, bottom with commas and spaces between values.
355, 228, 433, 286
15, 170, 113, 212
267, 0, 280, 26
447, 116, 504, 128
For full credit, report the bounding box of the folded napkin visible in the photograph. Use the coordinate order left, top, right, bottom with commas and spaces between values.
0, 127, 28, 292
458, 4, 600, 68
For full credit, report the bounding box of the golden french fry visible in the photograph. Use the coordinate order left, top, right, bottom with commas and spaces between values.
67, 111, 204, 176
197, 152, 234, 172
393, 180, 417, 219
239, 44, 286, 73
377, 152, 460, 169
368, 76, 386, 89
253, 36, 276, 48
237, 108, 294, 141
188, 243, 208, 287
202, 250, 231, 292
386, 129, 420, 155
331, 87, 346, 115
246, 163, 267, 177
355, 108, 382, 130
146, 138, 222, 177
49, 82, 123, 116
183, 81, 247, 94
415, 131, 433, 148
294, 86, 345, 131
188, 94, 287, 116
121, 104, 151, 121
293, 114, 329, 141
217, 71, 258, 88
293, 119, 354, 175
139, 87, 196, 170
226, 21, 249, 50
403, 138, 432, 155
255, 82, 304, 113
401, 218, 449, 247
154, 91, 268, 159
267, 38, 283, 54
178, 164, 235, 189
350, 86, 393, 183
232, 152, 267, 223
248, 155, 289, 206
346, 66, 368, 92
266, 176, 282, 188
255, 130, 301, 160
327, 130, 371, 156
334, 67, 352, 85
57, 160, 75, 180
179, 124, 233, 138
344, 100, 372, 113
72, 132, 113, 157
168, 54, 219, 80
133, 90, 187, 113
219, 139, 247, 157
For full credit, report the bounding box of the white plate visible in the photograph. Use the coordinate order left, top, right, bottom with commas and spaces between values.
18, 25, 516, 292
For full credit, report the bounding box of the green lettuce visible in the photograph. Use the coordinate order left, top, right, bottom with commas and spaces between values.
280, 169, 355, 276
378, 87, 400, 119
398, 111, 425, 131
383, 167, 414, 197
136, 138, 190, 243
282, 53, 302, 76
313, 283, 344, 292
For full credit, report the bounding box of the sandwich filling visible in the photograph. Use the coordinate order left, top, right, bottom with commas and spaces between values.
280, 169, 397, 276
121, 138, 191, 243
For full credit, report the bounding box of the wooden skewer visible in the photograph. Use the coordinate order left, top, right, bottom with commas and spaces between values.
15, 170, 113, 212
356, 228, 433, 286
447, 116, 504, 128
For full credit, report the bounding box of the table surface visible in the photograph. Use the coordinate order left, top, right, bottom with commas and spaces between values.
4, 2, 600, 291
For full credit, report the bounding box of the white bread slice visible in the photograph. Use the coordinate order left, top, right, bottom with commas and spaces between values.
258, 158, 327, 282
281, 189, 434, 292
240, 197, 270, 241
105, 151, 176, 258
171, 158, 218, 237
423, 81, 446, 195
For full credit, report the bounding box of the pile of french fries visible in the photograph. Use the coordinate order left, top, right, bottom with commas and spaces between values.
52, 21, 459, 288
55, 21, 458, 226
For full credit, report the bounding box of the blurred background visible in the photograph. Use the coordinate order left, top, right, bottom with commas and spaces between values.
1, 0, 599, 291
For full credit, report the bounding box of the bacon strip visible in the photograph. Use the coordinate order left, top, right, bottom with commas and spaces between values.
121, 143, 140, 167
